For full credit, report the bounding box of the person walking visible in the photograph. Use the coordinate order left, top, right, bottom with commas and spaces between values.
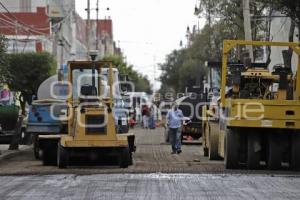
149, 105, 156, 129
142, 104, 149, 129
166, 103, 184, 154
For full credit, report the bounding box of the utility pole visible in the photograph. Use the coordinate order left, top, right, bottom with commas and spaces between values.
14, 20, 18, 53
96, 0, 99, 50
153, 56, 156, 93
71, 9, 77, 61
86, 0, 91, 59
208, 0, 213, 90
243, 0, 254, 61
59, 38, 64, 69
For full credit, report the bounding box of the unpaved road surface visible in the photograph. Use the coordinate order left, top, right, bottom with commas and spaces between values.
0, 127, 224, 175
0, 173, 300, 199
0, 127, 298, 175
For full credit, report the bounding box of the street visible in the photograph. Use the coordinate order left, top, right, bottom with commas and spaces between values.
1, 0, 300, 199
0, 127, 298, 175
0, 173, 300, 199
0, 127, 300, 199
0, 127, 224, 175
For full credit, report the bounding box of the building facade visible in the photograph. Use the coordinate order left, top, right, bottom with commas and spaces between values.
89, 18, 122, 59
0, 0, 121, 70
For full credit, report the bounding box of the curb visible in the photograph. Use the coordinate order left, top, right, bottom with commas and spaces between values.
0, 146, 32, 162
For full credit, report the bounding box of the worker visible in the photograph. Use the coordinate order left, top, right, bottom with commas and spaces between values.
142, 104, 149, 129
166, 103, 184, 154
128, 114, 136, 129
149, 105, 156, 129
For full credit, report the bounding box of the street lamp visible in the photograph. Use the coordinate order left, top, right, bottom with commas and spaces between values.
89, 50, 98, 91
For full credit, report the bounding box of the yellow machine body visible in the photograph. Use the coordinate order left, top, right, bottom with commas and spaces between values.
227, 99, 300, 129
61, 107, 128, 148
202, 40, 300, 169
60, 61, 128, 148
39, 60, 134, 168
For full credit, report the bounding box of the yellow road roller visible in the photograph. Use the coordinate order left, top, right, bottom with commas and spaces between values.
39, 52, 134, 168
202, 40, 300, 170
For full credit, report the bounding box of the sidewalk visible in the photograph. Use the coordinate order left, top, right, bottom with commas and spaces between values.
0, 145, 31, 161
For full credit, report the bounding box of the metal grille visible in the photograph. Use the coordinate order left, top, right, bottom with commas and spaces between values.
85, 115, 106, 134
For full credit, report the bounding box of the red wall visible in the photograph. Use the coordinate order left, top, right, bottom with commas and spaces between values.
0, 7, 50, 36
97, 19, 113, 38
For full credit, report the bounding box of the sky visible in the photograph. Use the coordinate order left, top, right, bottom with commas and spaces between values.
75, 0, 205, 90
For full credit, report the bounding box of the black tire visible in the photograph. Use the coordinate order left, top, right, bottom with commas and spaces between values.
33, 135, 40, 160
203, 124, 209, 157
129, 152, 133, 165
42, 149, 53, 166
203, 147, 208, 157
127, 135, 136, 153
208, 127, 219, 160
267, 134, 282, 170
290, 132, 300, 171
247, 132, 261, 169
21, 129, 31, 145
57, 143, 69, 169
119, 147, 130, 168
225, 128, 239, 169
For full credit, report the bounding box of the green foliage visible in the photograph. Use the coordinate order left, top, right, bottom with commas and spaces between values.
258, 0, 300, 33
4, 52, 56, 112
0, 35, 8, 84
160, 0, 284, 93
195, 0, 244, 38
278, 0, 300, 29
160, 0, 246, 92
101, 55, 152, 94
159, 20, 236, 93
6, 52, 56, 94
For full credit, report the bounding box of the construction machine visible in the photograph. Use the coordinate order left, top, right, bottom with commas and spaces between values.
202, 40, 300, 170
28, 65, 130, 159
0, 87, 28, 146
38, 52, 134, 168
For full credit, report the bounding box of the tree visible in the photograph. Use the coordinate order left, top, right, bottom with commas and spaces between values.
256, 0, 300, 68
101, 55, 152, 94
159, 21, 234, 94
195, 0, 270, 61
4, 52, 56, 114
0, 35, 8, 84
268, 0, 300, 34
160, 0, 299, 94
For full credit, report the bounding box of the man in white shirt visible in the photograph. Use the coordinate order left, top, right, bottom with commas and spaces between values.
166, 103, 184, 154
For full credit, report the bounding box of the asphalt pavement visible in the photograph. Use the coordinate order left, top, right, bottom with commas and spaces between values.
0, 173, 300, 200
0, 127, 300, 199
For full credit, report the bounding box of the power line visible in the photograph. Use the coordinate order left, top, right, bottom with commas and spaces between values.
0, 3, 74, 36
0, 18, 30, 34
0, 2, 51, 53
0, 17, 46, 35
0, 1, 63, 35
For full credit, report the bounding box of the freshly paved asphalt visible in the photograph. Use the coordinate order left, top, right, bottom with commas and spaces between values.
0, 173, 300, 200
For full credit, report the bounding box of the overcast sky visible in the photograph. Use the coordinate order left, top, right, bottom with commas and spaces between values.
75, 0, 205, 90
